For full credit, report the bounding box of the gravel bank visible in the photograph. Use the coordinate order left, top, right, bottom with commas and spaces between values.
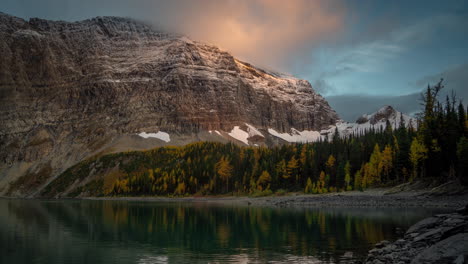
84, 188, 468, 209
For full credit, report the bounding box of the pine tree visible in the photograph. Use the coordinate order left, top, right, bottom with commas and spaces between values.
458, 102, 467, 137
457, 137, 468, 185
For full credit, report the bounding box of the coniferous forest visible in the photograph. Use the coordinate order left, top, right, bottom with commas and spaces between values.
43, 80, 468, 197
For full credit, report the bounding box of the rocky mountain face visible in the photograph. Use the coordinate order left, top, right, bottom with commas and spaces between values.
0, 13, 339, 196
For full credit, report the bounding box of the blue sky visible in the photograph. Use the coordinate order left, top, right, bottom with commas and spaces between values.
297, 0, 468, 119
299, 0, 468, 96
2, 0, 467, 120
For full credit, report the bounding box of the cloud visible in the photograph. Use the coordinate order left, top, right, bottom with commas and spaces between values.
413, 63, 468, 102
312, 79, 336, 95
2, 0, 345, 72
146, 0, 345, 71
336, 42, 404, 73
327, 63, 468, 121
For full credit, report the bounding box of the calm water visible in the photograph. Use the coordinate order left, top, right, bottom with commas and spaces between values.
0, 199, 446, 264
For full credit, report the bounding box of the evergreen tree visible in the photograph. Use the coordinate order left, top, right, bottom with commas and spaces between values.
457, 137, 468, 185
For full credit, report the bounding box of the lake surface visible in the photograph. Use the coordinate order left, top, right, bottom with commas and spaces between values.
0, 199, 447, 263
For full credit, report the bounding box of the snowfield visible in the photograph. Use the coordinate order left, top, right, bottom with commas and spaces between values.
228, 126, 250, 145
268, 128, 322, 143
137, 131, 171, 142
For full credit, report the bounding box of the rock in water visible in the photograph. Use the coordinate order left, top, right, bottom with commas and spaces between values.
365, 212, 468, 264
0, 13, 338, 196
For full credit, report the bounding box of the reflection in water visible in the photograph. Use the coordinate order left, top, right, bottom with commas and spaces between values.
0, 199, 446, 263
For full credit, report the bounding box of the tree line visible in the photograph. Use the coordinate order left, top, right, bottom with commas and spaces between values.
46, 80, 467, 197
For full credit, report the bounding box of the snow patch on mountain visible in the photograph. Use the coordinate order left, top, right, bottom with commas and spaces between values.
137, 131, 171, 142
268, 128, 322, 143
228, 123, 265, 145
245, 123, 264, 138
228, 126, 250, 145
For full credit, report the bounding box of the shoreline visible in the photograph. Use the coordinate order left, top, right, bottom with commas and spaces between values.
3, 185, 467, 209
78, 188, 468, 209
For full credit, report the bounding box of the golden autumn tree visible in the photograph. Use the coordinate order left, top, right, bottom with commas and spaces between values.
174, 181, 186, 196
276, 159, 288, 179
326, 154, 336, 170
354, 169, 362, 191
257, 170, 271, 191
380, 145, 393, 183
305, 177, 313, 194
318, 170, 327, 193
361, 163, 369, 189
367, 144, 382, 186
215, 156, 233, 193
325, 154, 336, 187
409, 137, 428, 179
286, 156, 299, 179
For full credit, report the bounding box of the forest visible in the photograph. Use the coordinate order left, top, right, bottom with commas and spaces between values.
43, 80, 468, 197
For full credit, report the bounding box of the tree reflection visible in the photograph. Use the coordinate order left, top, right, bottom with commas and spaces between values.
0, 199, 446, 263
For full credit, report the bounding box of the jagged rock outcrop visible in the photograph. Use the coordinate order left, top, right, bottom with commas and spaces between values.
0, 13, 338, 196
365, 207, 468, 264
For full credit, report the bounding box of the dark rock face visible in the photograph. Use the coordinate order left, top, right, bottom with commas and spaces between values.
365, 210, 468, 264
0, 13, 338, 196
368, 105, 397, 125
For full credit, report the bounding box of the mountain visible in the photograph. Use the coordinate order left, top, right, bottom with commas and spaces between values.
265, 105, 416, 143
0, 13, 339, 196
330, 105, 416, 136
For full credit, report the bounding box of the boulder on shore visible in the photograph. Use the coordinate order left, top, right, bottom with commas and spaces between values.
365, 206, 468, 264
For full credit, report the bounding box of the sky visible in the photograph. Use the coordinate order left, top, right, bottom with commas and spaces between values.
2, 0, 468, 121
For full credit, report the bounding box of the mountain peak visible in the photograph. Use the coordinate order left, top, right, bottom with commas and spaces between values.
356, 105, 398, 125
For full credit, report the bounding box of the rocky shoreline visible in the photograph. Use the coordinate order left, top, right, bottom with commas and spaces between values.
364, 206, 468, 264
81, 186, 468, 209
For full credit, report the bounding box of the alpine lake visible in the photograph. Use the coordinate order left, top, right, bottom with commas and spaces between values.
0, 198, 447, 263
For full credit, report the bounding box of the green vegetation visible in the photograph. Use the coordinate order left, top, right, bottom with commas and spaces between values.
42, 80, 468, 197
